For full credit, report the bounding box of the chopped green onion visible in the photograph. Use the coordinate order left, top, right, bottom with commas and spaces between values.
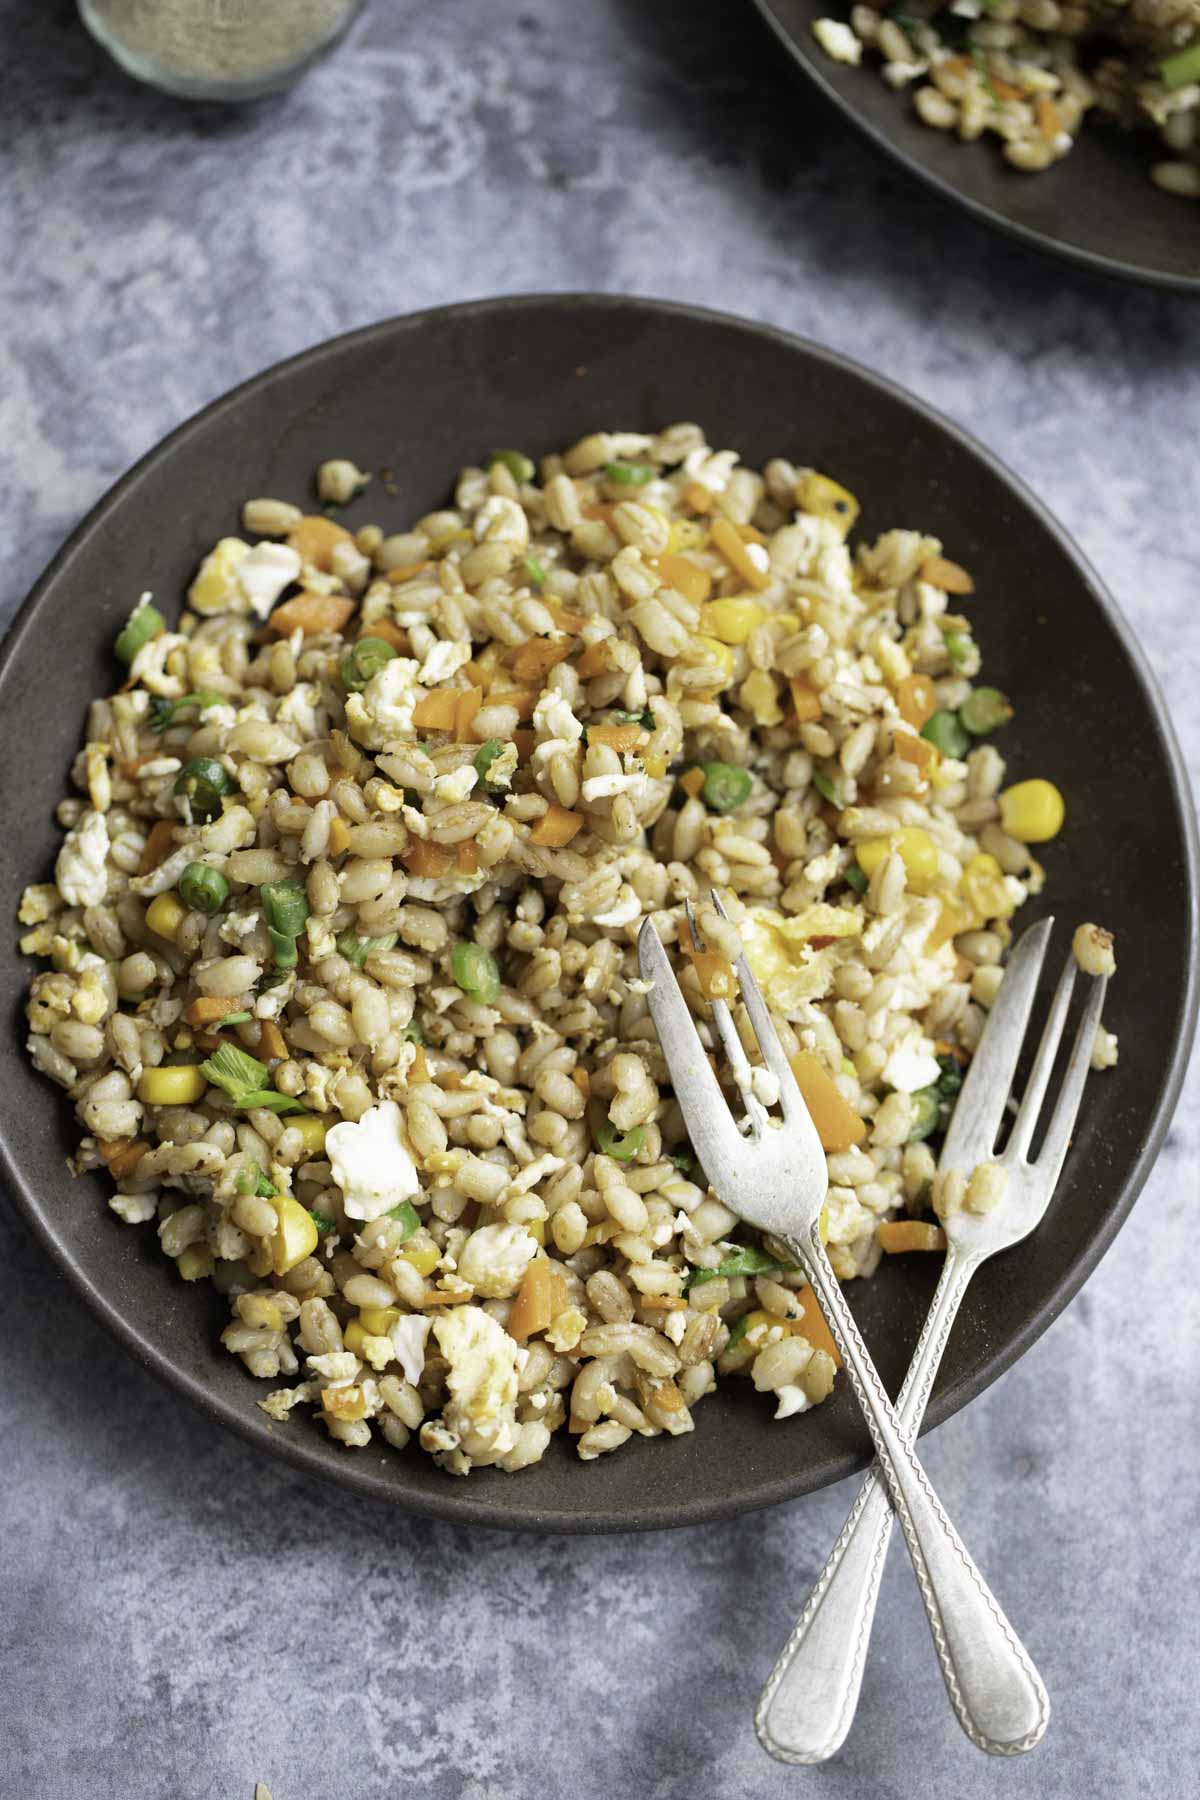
473, 740, 504, 785
115, 599, 166, 666
936, 1053, 965, 1101
387, 1199, 421, 1239
812, 769, 842, 807
845, 864, 868, 893
149, 690, 224, 733
959, 687, 1013, 736
1160, 39, 1200, 90
489, 449, 536, 483
669, 1149, 694, 1175
268, 928, 299, 969
943, 631, 972, 671
615, 709, 656, 730
920, 710, 970, 761
340, 636, 399, 693
523, 555, 546, 589
451, 941, 501, 1005
174, 757, 235, 824
219, 1011, 252, 1027
724, 1313, 752, 1352
908, 1087, 941, 1142
178, 862, 230, 914
591, 1111, 646, 1162
700, 761, 752, 813
261, 879, 309, 939
402, 1021, 424, 1044
308, 1211, 337, 1236
199, 1042, 304, 1114
335, 929, 399, 966
604, 461, 654, 486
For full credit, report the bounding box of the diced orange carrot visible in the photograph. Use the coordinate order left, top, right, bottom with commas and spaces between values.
571, 1067, 591, 1100
358, 618, 409, 653
386, 559, 434, 585
649, 1378, 687, 1412
510, 637, 573, 683
454, 686, 482, 741
574, 642, 611, 680
258, 1021, 287, 1061
991, 77, 1023, 103
896, 673, 938, 731
711, 516, 771, 593
508, 1258, 554, 1343
879, 1221, 948, 1255
789, 1051, 866, 1151
267, 591, 356, 638
529, 804, 584, 848
683, 481, 715, 514
1036, 95, 1061, 142
463, 659, 491, 689
655, 552, 712, 605
680, 767, 706, 799
139, 819, 176, 876
455, 839, 479, 874
185, 996, 241, 1027
286, 515, 356, 571
586, 723, 647, 753
97, 1138, 149, 1179
328, 816, 352, 857
488, 689, 536, 722
894, 730, 937, 774
404, 839, 454, 878
412, 691, 458, 732
794, 1283, 842, 1369
789, 676, 822, 724
513, 729, 536, 760
919, 554, 975, 595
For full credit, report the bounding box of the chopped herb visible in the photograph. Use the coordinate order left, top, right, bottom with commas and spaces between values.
523, 555, 546, 589
812, 769, 842, 807
235, 1163, 276, 1197
308, 1211, 338, 1236
150, 691, 224, 733
724, 1313, 752, 1352
387, 1199, 421, 1239
688, 1243, 794, 1288
669, 1149, 694, 1175
402, 1021, 424, 1044
115, 599, 166, 666
199, 1042, 305, 1114
936, 1053, 965, 1101
845, 864, 868, 893
908, 1087, 941, 1142
473, 739, 504, 785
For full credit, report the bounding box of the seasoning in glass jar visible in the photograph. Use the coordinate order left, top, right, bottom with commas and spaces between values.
78, 0, 365, 101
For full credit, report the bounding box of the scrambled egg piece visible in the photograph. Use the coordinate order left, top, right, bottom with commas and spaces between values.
741, 903, 863, 1011
426, 1305, 524, 1469
326, 1099, 421, 1222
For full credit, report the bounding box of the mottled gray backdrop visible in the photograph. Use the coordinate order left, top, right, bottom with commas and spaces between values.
2, 3, 1197, 1797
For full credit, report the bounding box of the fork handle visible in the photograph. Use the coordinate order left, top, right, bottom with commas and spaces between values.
789, 1231, 1050, 1757
756, 1250, 978, 1763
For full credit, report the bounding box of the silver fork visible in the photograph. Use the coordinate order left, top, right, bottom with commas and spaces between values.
639, 900, 1050, 1757
756, 915, 1107, 1763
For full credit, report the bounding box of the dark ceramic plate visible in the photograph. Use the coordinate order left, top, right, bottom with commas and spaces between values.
752, 0, 1200, 293
1, 296, 1196, 1533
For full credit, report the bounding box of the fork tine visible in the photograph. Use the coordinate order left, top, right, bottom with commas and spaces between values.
637, 919, 744, 1184
709, 892, 806, 1122
940, 916, 1054, 1171
684, 901, 769, 1136
1003, 950, 1076, 1163
1028, 971, 1108, 1187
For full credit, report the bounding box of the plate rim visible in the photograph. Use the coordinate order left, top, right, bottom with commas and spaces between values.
2, 291, 1197, 1533
749, 0, 1200, 296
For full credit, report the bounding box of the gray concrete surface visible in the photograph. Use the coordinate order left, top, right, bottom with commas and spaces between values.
2, 3, 1197, 1796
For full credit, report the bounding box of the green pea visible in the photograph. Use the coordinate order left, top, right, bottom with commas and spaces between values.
340, 636, 399, 693
700, 761, 752, 813
908, 1087, 941, 1141
474, 739, 504, 784
451, 941, 501, 1005
920, 710, 970, 760
489, 449, 535, 483
959, 687, 1014, 736
173, 757, 235, 824
261, 879, 309, 940
604, 461, 654, 486
178, 862, 230, 914
115, 600, 166, 665
943, 631, 973, 671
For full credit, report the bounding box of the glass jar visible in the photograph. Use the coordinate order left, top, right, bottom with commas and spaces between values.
78, 0, 366, 102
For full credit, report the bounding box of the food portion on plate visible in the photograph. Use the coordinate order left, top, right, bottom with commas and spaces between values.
814, 2, 1200, 196
19, 423, 1109, 1478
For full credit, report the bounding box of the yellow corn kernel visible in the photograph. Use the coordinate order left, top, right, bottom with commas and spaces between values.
738, 668, 783, 727
246, 1241, 274, 1279
359, 1305, 401, 1336
656, 552, 712, 606
998, 779, 1065, 844
240, 1294, 284, 1330
643, 753, 668, 779
145, 891, 187, 942
343, 1319, 368, 1357
400, 1238, 441, 1278
700, 597, 765, 645
929, 895, 973, 949
667, 518, 708, 553
290, 1114, 328, 1156
177, 1243, 213, 1282
855, 827, 938, 894
321, 1384, 368, 1423
527, 1215, 547, 1247
271, 1194, 319, 1276
959, 852, 1016, 924
138, 1064, 207, 1106
794, 473, 860, 538
710, 516, 771, 592
327, 816, 352, 857
695, 635, 735, 686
